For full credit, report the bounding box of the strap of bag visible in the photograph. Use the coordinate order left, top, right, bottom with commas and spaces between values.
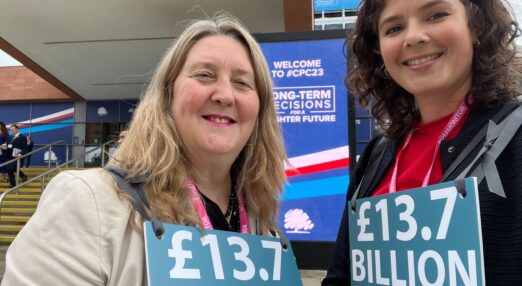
442, 101, 522, 197
105, 166, 286, 246
271, 224, 289, 250
441, 102, 520, 182
350, 99, 521, 210
457, 103, 522, 197
104, 166, 165, 239
350, 136, 389, 211
255, 218, 288, 249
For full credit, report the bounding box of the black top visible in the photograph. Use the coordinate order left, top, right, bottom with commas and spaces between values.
323, 104, 522, 286
200, 191, 240, 233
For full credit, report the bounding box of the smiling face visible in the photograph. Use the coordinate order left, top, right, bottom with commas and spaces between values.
378, 0, 474, 102
171, 35, 259, 164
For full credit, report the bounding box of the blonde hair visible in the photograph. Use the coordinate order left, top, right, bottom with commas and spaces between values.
110, 12, 287, 234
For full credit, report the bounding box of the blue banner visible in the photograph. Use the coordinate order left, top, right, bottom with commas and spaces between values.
86, 100, 138, 122
0, 102, 74, 166
0, 103, 30, 123
119, 100, 138, 122
86, 101, 119, 122
260, 38, 349, 241
348, 178, 485, 285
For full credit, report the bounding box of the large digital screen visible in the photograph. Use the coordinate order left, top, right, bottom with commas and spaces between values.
259, 35, 349, 242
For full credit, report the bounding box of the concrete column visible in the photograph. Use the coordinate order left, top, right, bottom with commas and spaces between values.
73, 101, 86, 167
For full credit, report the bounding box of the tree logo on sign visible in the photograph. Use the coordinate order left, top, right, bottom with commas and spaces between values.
284, 209, 315, 234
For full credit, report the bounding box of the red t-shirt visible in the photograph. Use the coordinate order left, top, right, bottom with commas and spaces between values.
372, 111, 469, 196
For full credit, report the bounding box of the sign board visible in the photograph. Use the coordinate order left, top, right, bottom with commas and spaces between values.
348, 178, 485, 285
144, 222, 303, 286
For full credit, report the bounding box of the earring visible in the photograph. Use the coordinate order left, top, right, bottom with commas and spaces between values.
473, 38, 480, 46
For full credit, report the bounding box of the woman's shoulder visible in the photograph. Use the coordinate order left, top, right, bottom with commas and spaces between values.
3, 168, 139, 285
45, 168, 131, 213
50, 168, 115, 191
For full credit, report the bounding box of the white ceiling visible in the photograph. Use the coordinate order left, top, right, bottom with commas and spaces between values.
0, 0, 285, 100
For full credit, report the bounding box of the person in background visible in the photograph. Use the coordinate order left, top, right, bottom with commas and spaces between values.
323, 0, 521, 285
7, 124, 28, 187
2, 12, 287, 285
24, 134, 33, 168
0, 122, 10, 183
117, 130, 128, 145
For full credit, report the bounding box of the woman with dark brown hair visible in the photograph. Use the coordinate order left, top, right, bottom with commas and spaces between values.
0, 122, 11, 182
323, 0, 521, 285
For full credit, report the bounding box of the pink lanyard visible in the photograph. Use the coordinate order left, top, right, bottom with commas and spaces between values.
185, 178, 250, 234
389, 100, 470, 193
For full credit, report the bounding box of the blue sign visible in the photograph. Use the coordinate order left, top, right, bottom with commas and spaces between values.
261, 38, 349, 241
0, 103, 30, 123
144, 222, 302, 286
0, 102, 74, 166
86, 100, 119, 122
119, 100, 138, 122
314, 0, 360, 12
348, 178, 485, 285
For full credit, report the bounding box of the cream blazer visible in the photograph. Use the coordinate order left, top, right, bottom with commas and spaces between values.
1, 169, 261, 286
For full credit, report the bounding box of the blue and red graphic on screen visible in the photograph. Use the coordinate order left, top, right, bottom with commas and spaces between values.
0, 102, 74, 166
260, 39, 349, 241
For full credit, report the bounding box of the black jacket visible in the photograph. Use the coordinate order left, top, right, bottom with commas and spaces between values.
323, 104, 522, 286
10, 134, 28, 157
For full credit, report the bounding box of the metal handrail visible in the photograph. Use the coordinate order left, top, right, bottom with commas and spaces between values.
0, 140, 68, 169
0, 140, 116, 218
0, 140, 69, 190
70, 140, 116, 168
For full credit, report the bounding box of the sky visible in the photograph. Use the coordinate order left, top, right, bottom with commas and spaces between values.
0, 0, 521, 67
0, 49, 21, 67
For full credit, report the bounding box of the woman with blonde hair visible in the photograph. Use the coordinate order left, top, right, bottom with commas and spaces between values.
2, 12, 287, 285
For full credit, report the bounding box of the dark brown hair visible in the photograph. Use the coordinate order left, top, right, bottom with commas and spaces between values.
348, 0, 521, 140
0, 122, 8, 138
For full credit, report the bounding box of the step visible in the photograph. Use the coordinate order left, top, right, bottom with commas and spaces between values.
0, 182, 43, 188
4, 194, 40, 200
20, 177, 53, 181
1, 201, 38, 207
0, 188, 43, 193
0, 177, 53, 184
0, 235, 16, 243
0, 208, 36, 214
0, 216, 30, 223
20, 167, 55, 172
3, 171, 56, 176
21, 167, 83, 173
0, 225, 23, 232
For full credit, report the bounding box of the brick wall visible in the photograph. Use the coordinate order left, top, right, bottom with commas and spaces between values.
0, 66, 70, 101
